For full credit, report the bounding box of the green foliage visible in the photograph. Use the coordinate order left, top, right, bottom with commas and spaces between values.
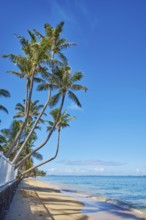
47, 108, 76, 132
0, 89, 11, 118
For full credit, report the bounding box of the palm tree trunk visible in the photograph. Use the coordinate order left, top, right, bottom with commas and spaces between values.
25, 78, 29, 119
12, 89, 52, 163
20, 129, 60, 176
11, 138, 20, 157
15, 93, 65, 168
6, 76, 35, 157
26, 74, 35, 120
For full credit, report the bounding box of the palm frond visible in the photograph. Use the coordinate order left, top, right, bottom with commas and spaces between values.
15, 34, 28, 48
71, 72, 83, 82
0, 134, 7, 144
50, 108, 59, 119
71, 84, 88, 91
7, 71, 25, 78
33, 151, 43, 160
15, 103, 25, 111
58, 52, 68, 65
49, 93, 61, 107
68, 91, 82, 107
33, 29, 44, 39
27, 30, 37, 43
37, 83, 49, 91
44, 23, 53, 36
13, 114, 24, 119
34, 77, 45, 83
0, 105, 9, 113
59, 42, 77, 50
46, 121, 55, 131
55, 21, 64, 36
0, 89, 10, 97
37, 65, 49, 79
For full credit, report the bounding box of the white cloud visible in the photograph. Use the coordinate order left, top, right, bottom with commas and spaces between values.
47, 166, 105, 175
57, 159, 125, 167
94, 167, 105, 172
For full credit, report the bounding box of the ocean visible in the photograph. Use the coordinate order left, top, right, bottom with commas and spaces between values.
36, 175, 146, 213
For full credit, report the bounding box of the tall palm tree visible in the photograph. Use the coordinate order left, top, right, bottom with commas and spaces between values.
21, 108, 75, 176
5, 22, 74, 158
11, 21, 76, 163
4, 30, 50, 157
0, 89, 10, 123
15, 65, 87, 168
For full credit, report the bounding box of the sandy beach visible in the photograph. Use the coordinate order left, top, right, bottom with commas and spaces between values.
5, 178, 145, 220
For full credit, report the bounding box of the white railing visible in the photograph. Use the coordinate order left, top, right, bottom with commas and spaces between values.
0, 152, 17, 188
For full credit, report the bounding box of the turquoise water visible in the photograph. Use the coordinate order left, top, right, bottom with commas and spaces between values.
36, 175, 146, 212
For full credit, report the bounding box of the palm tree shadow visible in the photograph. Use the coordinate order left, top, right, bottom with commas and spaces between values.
15, 180, 144, 220
20, 181, 92, 220
82, 201, 142, 220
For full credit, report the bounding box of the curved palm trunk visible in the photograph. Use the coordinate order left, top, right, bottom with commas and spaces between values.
11, 138, 21, 157
15, 93, 65, 169
20, 129, 60, 177
25, 78, 30, 118
6, 76, 35, 157
12, 90, 51, 163
11, 53, 55, 161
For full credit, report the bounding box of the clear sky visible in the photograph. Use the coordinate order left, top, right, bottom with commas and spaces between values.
0, 0, 146, 175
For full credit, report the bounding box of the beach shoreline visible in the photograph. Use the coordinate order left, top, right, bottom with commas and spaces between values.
5, 178, 145, 220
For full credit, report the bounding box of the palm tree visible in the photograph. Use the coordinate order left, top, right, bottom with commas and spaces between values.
14, 100, 46, 125
34, 21, 76, 65
0, 133, 7, 151
11, 21, 76, 163
0, 120, 21, 157
21, 108, 75, 176
4, 30, 50, 157
6, 99, 45, 157
5, 22, 74, 159
18, 133, 43, 174
0, 89, 10, 123
15, 65, 87, 168
1, 119, 43, 173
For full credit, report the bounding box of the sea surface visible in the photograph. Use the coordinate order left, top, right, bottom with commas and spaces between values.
36, 175, 146, 213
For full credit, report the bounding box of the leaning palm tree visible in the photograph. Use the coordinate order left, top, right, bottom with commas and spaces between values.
5, 22, 75, 158
9, 100, 46, 156
18, 133, 43, 174
4, 30, 50, 157
21, 108, 75, 176
15, 65, 87, 168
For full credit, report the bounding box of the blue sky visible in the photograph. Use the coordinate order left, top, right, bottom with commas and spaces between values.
0, 0, 146, 175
